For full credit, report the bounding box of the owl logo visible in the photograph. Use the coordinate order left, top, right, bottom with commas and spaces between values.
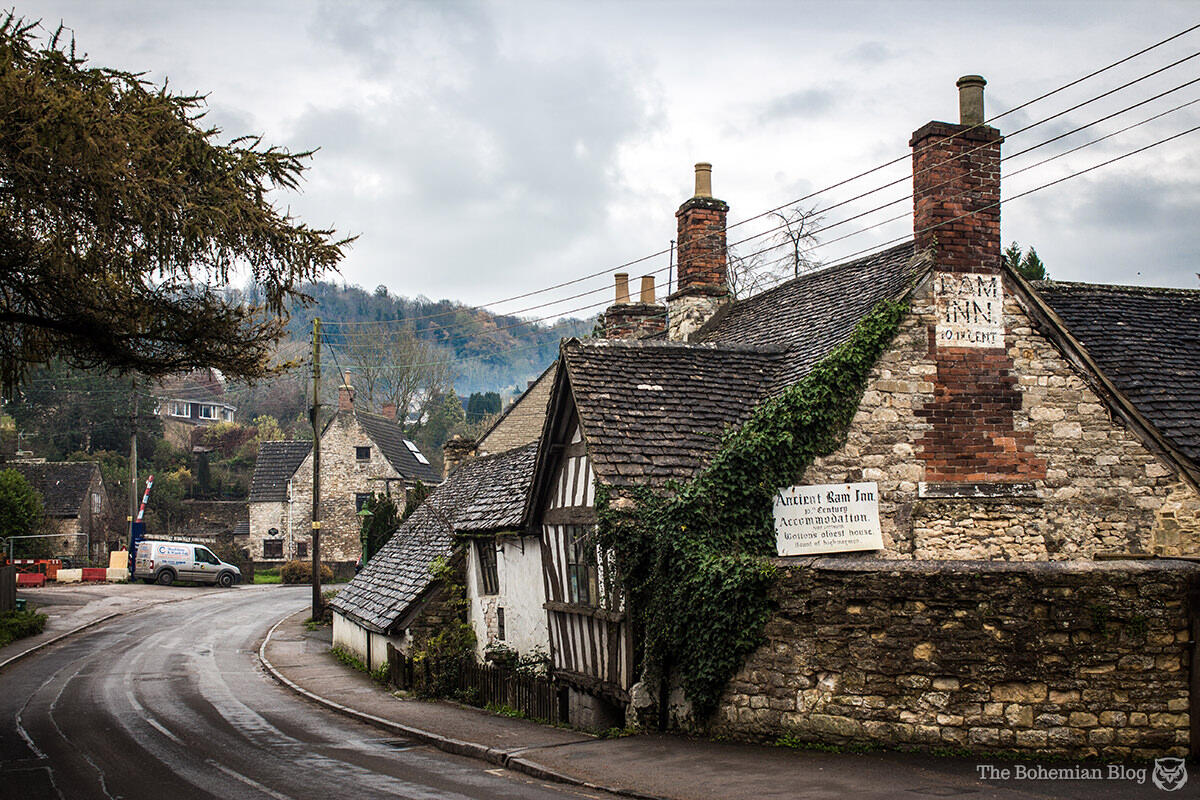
1152, 757, 1187, 792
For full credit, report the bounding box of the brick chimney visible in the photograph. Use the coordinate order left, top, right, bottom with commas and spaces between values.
668, 162, 729, 341
910, 75, 1002, 274
442, 435, 476, 479
381, 402, 397, 421
604, 274, 666, 339
914, 77, 1047, 486
337, 371, 355, 411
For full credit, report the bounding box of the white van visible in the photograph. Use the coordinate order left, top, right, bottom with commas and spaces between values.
134, 540, 242, 588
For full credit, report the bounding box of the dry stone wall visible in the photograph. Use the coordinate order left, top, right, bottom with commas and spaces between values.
803, 273, 1200, 559
716, 559, 1197, 759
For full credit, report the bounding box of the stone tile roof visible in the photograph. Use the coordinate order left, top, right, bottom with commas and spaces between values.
355, 410, 443, 485
561, 339, 787, 489
1033, 280, 1200, 466
476, 363, 556, 456
330, 444, 537, 633
247, 441, 311, 503
6, 461, 100, 517
697, 241, 924, 387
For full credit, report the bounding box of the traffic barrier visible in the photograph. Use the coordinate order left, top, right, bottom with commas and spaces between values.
16, 573, 45, 588
81, 568, 107, 582
106, 568, 129, 582
56, 568, 82, 583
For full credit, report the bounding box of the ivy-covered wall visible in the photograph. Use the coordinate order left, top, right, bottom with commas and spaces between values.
716, 558, 1198, 759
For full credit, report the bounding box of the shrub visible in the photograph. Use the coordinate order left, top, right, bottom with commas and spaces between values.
280, 559, 333, 584
0, 609, 47, 647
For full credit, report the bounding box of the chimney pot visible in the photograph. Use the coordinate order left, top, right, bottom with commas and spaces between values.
639, 275, 655, 304
694, 162, 713, 198
956, 75, 986, 126
614, 273, 631, 305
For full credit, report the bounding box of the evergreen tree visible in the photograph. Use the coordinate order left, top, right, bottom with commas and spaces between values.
0, 468, 43, 553
359, 493, 399, 564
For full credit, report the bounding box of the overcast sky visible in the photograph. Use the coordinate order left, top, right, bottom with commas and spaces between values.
16, 1, 1200, 322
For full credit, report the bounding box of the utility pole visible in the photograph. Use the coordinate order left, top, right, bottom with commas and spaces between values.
310, 318, 322, 620
129, 378, 138, 528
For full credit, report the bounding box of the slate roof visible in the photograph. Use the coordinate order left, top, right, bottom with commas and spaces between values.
355, 410, 442, 484
247, 441, 311, 503
561, 339, 787, 488
697, 241, 924, 387
1033, 280, 1200, 466
6, 462, 100, 517
329, 444, 537, 633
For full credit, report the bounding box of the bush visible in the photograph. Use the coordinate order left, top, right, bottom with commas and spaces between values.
280, 559, 333, 584
0, 609, 47, 647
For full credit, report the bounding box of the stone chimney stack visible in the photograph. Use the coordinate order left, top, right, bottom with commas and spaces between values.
381, 402, 397, 421
910, 75, 1002, 274
603, 273, 666, 340
668, 162, 729, 341
442, 435, 476, 479
337, 371, 355, 411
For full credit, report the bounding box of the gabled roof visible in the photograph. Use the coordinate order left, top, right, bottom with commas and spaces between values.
1032, 280, 1200, 468
247, 440, 311, 503
6, 461, 100, 517
697, 241, 925, 387
355, 410, 442, 484
329, 443, 538, 633
558, 339, 787, 489
155, 368, 230, 404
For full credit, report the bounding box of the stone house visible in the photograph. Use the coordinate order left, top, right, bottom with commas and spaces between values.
329, 442, 541, 671
246, 376, 440, 570
7, 461, 115, 563
153, 368, 237, 450
522, 76, 1199, 751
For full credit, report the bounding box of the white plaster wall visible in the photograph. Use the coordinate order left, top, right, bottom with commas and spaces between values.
468, 534, 549, 659
332, 611, 368, 662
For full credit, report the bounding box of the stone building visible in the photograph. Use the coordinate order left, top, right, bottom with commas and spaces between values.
522, 76, 1199, 752
7, 461, 115, 563
246, 376, 440, 571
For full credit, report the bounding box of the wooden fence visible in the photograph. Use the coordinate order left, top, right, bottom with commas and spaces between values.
0, 566, 15, 613
386, 644, 569, 725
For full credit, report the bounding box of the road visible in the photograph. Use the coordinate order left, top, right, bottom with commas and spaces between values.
0, 585, 617, 800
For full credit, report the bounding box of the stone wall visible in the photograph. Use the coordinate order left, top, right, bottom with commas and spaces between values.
803, 273, 1200, 559
477, 368, 554, 455
715, 559, 1197, 759
172, 500, 246, 539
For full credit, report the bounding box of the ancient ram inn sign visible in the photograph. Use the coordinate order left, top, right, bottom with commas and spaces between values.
773, 481, 884, 555
934, 271, 1004, 348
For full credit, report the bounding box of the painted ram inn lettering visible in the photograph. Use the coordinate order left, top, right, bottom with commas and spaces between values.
934, 271, 1004, 348
773, 481, 884, 556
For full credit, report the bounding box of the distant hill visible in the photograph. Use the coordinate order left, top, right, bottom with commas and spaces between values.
278, 281, 594, 397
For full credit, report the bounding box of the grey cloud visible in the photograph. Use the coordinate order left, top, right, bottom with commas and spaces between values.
759, 88, 837, 124
847, 41, 895, 64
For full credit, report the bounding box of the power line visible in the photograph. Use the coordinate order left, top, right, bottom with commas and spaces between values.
319, 22, 1200, 330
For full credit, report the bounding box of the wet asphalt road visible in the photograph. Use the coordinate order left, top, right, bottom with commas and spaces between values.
0, 585, 616, 800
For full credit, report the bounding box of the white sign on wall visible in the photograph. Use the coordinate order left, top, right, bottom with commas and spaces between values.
933, 272, 1004, 348
773, 482, 883, 556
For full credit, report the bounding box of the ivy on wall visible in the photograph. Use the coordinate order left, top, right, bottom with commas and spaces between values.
595, 299, 908, 721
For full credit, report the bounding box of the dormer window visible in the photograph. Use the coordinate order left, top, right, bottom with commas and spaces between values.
355, 446, 371, 461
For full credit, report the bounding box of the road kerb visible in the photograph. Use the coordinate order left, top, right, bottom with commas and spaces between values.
258, 609, 671, 800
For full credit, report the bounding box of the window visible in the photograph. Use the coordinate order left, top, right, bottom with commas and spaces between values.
296, 542, 308, 559
195, 548, 219, 565
476, 538, 499, 595
221, 408, 235, 421
355, 446, 371, 461
355, 493, 373, 513
403, 439, 430, 465
168, 401, 189, 417
566, 526, 598, 606
91, 492, 102, 514
198, 404, 216, 420
497, 607, 506, 641
263, 540, 283, 559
